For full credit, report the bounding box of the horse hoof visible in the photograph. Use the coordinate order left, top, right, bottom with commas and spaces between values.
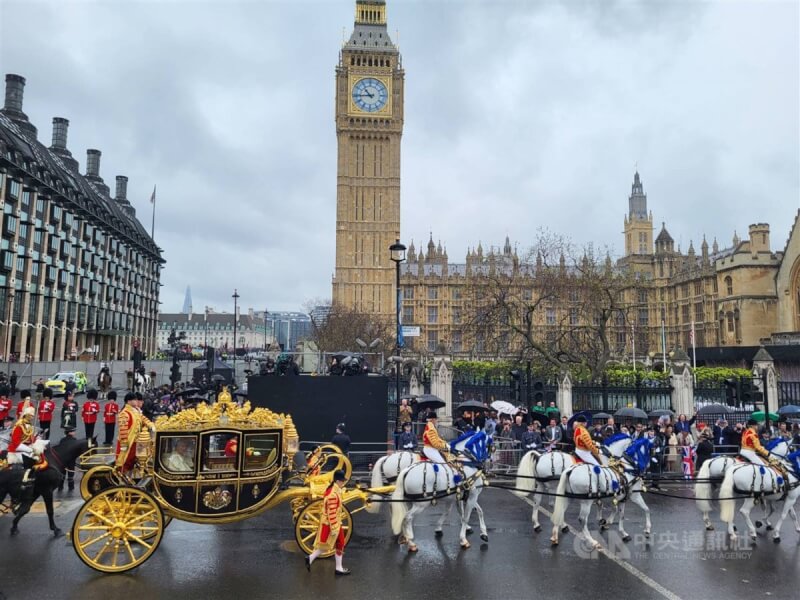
52, 528, 62, 538
550, 538, 559, 546
755, 520, 763, 528
533, 525, 542, 533
644, 531, 651, 538
561, 526, 569, 534
598, 518, 607, 526
622, 535, 632, 543
600, 524, 609, 531
766, 525, 774, 531
466, 527, 473, 535
773, 537, 781, 544
461, 541, 470, 549
408, 545, 418, 553
434, 530, 443, 538
705, 525, 715, 531
10, 528, 18, 536
480, 534, 489, 542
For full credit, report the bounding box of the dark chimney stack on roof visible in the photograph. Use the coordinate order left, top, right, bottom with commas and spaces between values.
2, 74, 37, 136
115, 175, 128, 201
51, 117, 69, 149
86, 149, 101, 177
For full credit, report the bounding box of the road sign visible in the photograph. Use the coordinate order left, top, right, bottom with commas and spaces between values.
401, 326, 420, 337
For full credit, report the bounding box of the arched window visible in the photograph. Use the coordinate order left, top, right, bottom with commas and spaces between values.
724, 276, 733, 296
726, 312, 735, 333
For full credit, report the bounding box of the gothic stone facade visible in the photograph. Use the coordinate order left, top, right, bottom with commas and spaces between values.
399, 172, 800, 358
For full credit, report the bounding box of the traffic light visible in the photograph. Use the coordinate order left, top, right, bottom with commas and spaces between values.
509, 370, 521, 404
532, 378, 546, 407
724, 378, 738, 406
739, 377, 762, 407
170, 358, 181, 387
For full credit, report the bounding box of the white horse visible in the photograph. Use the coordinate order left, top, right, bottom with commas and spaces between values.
134, 371, 152, 392
391, 431, 491, 552
514, 450, 580, 533
551, 435, 653, 549
365, 451, 420, 514
695, 455, 738, 530
719, 441, 800, 543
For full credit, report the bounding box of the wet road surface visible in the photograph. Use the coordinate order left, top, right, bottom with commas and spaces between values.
1, 476, 799, 600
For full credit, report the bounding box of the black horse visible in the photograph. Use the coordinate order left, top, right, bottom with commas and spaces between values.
1, 436, 95, 536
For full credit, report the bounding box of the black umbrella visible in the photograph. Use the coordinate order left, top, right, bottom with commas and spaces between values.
455, 399, 488, 414
648, 409, 675, 419
593, 412, 612, 422
777, 404, 800, 416
415, 394, 446, 410
614, 407, 649, 421
175, 388, 202, 397
233, 390, 249, 398
528, 411, 550, 428
697, 404, 731, 415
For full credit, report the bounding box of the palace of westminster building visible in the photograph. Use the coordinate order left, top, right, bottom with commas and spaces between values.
332, 1, 800, 359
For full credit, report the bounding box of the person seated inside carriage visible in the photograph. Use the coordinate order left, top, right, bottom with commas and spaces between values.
164, 437, 196, 472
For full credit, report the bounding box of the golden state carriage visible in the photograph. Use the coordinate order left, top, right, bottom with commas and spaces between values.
71, 390, 392, 573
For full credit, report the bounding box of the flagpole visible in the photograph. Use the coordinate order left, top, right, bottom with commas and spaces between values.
150, 184, 157, 240
691, 320, 697, 383
661, 317, 667, 374
631, 320, 636, 372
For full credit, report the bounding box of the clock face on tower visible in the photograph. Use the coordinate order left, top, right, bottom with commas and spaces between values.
351, 77, 389, 113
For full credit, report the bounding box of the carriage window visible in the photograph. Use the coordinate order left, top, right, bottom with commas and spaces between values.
242, 433, 280, 471
202, 433, 240, 472
160, 436, 197, 473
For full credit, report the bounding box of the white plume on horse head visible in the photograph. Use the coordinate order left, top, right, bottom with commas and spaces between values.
31, 439, 50, 455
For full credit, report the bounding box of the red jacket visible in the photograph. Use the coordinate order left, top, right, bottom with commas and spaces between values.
16, 400, 31, 419
8, 422, 36, 452
0, 397, 11, 420
82, 400, 101, 424
38, 399, 56, 423
103, 402, 119, 424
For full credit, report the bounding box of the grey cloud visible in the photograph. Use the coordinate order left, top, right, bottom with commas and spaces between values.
2, 0, 796, 312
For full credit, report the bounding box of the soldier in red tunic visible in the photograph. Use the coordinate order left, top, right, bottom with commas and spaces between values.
15, 390, 33, 420
0, 393, 11, 427
37, 389, 56, 440
81, 388, 101, 439
103, 390, 119, 445
305, 469, 351, 576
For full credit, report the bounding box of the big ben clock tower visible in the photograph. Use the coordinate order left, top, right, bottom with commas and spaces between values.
332, 0, 404, 318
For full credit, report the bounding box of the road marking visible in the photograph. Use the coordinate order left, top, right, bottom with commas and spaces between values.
512, 492, 683, 600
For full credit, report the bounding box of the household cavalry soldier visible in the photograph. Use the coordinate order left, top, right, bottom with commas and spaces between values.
739, 418, 774, 466
81, 389, 101, 439
115, 392, 154, 474
8, 405, 47, 482
572, 415, 605, 466
37, 389, 56, 440
304, 469, 351, 576
422, 412, 450, 463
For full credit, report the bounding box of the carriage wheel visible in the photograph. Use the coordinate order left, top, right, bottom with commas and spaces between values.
305, 444, 353, 481
294, 500, 352, 558
71, 486, 164, 573
80, 465, 122, 501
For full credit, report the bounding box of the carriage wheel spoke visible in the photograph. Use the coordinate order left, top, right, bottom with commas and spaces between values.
81, 530, 111, 551
125, 508, 157, 527
87, 508, 116, 527
123, 539, 137, 564
125, 531, 153, 549
92, 538, 112, 563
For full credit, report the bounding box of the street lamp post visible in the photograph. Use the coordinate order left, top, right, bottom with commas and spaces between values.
389, 239, 407, 405
264, 308, 274, 352
4, 292, 15, 373
232, 289, 240, 384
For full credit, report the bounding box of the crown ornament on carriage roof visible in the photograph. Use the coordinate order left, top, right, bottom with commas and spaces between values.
155, 394, 294, 432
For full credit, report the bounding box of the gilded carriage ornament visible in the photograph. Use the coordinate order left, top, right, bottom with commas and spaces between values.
174, 488, 183, 503
252, 484, 261, 499
203, 486, 233, 510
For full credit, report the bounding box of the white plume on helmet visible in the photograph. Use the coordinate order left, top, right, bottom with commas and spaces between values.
22, 406, 35, 417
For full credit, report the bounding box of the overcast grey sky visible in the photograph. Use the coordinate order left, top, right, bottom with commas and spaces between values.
1, 0, 798, 313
